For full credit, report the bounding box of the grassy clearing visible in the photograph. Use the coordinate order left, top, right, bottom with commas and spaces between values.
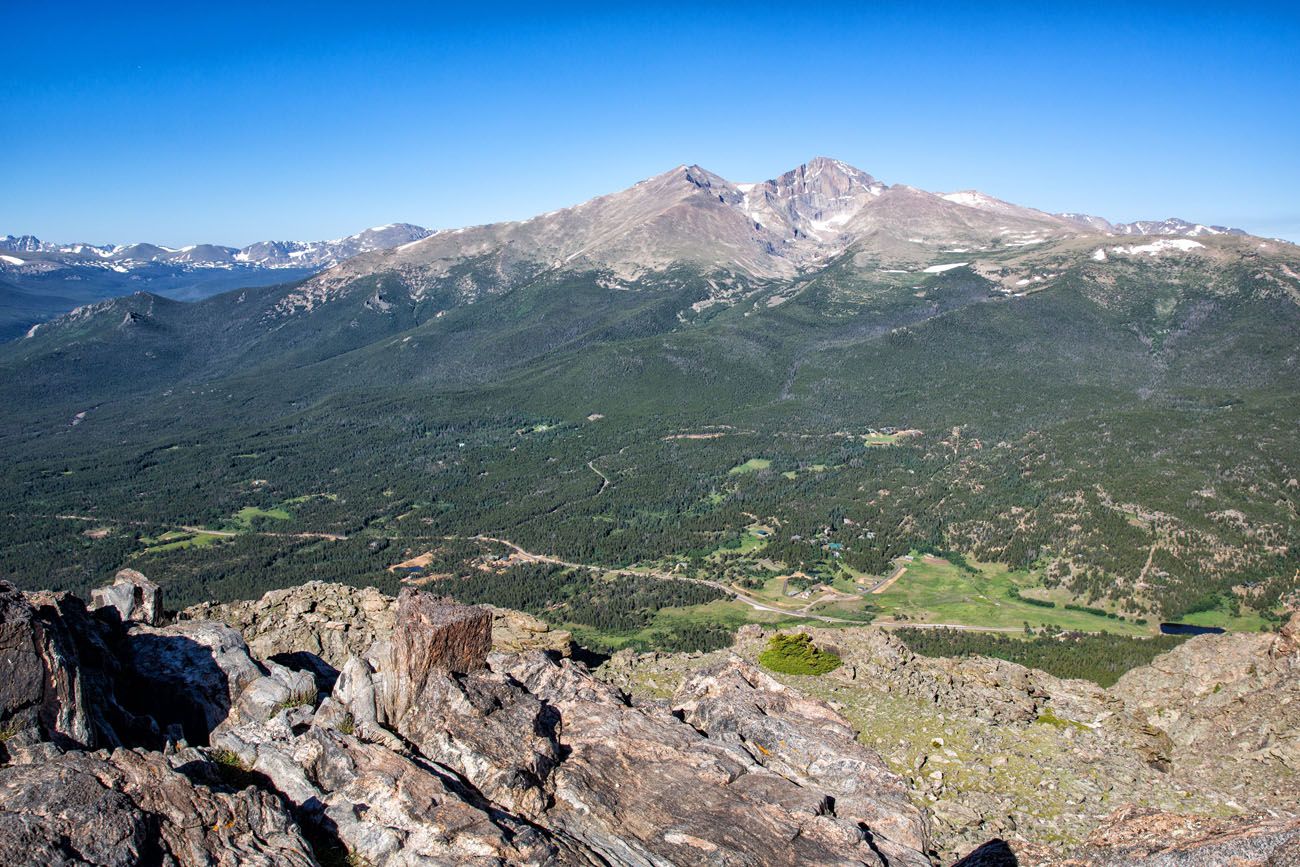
230, 505, 292, 528
872, 555, 1150, 635
138, 531, 225, 554
1177, 606, 1269, 632
569, 598, 812, 653
283, 493, 338, 505
728, 458, 772, 475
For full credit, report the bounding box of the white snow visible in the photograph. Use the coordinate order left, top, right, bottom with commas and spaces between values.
942, 191, 992, 208
809, 210, 858, 235
922, 262, 968, 273
1091, 248, 1107, 261
734, 183, 756, 193
1110, 239, 1205, 256
0, 255, 25, 265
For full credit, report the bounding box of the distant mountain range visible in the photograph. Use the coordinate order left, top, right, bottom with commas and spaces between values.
0, 223, 431, 340
2, 157, 1296, 628
266, 157, 1263, 325
0, 222, 432, 270
0, 162, 1253, 340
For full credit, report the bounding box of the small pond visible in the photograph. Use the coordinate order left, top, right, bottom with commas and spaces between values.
1159, 622, 1226, 636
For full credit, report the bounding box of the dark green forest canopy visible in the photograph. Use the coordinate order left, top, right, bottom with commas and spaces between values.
1, 242, 1296, 638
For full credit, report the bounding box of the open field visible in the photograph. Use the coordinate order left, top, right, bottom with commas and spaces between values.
728, 458, 772, 475
870, 556, 1151, 635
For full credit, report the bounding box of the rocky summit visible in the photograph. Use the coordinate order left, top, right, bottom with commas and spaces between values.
1, 575, 1297, 866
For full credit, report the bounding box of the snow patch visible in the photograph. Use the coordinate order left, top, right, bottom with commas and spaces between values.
0, 254, 25, 265
922, 262, 968, 274
1110, 239, 1205, 256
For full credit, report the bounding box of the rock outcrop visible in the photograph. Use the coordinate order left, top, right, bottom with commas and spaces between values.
0, 583, 134, 752
3, 578, 941, 866
90, 568, 162, 626
180, 582, 573, 678
7, 572, 1296, 867
0, 747, 316, 866
182, 581, 397, 671
602, 617, 1300, 864
1056, 805, 1300, 865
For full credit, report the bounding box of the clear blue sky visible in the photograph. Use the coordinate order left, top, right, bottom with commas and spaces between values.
4, 1, 1298, 245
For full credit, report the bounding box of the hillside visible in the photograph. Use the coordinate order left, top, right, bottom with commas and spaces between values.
1, 158, 1298, 642
2, 574, 1297, 865
0, 223, 431, 340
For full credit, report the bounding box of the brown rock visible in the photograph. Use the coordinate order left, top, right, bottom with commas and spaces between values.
386, 591, 491, 719
0, 747, 315, 866
182, 581, 397, 671
1056, 805, 1300, 865
674, 657, 929, 861
0, 582, 131, 750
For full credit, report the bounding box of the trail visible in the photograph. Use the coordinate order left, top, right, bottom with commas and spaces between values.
586, 461, 610, 495
870, 562, 908, 594
468, 534, 1029, 631
35, 515, 348, 542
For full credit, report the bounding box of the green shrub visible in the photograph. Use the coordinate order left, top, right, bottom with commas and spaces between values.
758, 633, 842, 675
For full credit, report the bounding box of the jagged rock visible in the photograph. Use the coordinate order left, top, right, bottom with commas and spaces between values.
674, 657, 928, 860
1054, 805, 1300, 865
0, 747, 315, 866
1270, 609, 1300, 660
182, 584, 572, 680
499, 650, 932, 866
225, 660, 318, 729
216, 720, 584, 866
1110, 613, 1300, 795
0, 582, 132, 751
90, 568, 162, 626
0, 582, 50, 744
386, 591, 492, 713
182, 581, 397, 671
125, 619, 266, 744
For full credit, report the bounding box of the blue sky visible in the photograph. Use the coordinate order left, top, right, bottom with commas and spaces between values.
4, 2, 1299, 245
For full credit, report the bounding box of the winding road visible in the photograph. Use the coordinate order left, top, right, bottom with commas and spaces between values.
469, 534, 1024, 631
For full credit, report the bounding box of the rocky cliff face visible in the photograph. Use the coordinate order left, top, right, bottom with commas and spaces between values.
3, 576, 1297, 867
603, 616, 1300, 865
0, 579, 937, 865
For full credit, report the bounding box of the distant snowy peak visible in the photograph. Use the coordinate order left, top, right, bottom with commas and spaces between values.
1056, 213, 1115, 233
1112, 217, 1246, 238
235, 223, 434, 268
1055, 214, 1245, 238
738, 156, 887, 238
0, 224, 433, 273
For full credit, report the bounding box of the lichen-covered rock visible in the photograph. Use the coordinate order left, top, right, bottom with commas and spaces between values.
90, 568, 162, 626
1053, 805, 1300, 865
182, 581, 397, 671
0, 747, 315, 866
500, 650, 932, 867
674, 657, 929, 861
489, 605, 573, 656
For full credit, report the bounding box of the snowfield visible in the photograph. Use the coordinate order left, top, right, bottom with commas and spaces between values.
1110, 239, 1205, 256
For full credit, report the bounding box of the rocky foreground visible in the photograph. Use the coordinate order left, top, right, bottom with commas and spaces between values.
1, 573, 1298, 866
